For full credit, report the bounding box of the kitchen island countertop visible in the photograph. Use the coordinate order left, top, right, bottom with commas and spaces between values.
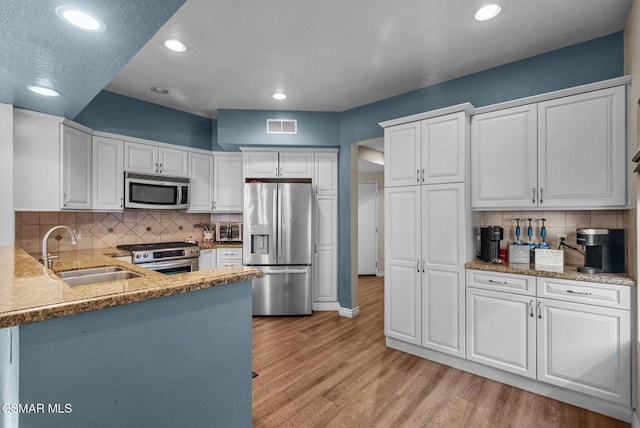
0, 246, 262, 328
465, 258, 635, 286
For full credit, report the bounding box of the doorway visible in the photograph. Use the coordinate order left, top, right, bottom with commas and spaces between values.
358, 181, 377, 275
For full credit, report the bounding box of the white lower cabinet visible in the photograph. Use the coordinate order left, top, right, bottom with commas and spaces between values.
537, 297, 630, 405
465, 270, 632, 406
466, 287, 536, 378
198, 249, 216, 271
216, 248, 242, 267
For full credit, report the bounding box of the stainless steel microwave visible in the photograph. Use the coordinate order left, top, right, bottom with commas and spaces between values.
124, 172, 190, 210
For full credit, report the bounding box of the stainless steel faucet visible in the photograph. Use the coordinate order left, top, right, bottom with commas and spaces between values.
42, 226, 78, 269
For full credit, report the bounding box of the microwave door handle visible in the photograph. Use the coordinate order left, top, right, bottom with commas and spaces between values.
177, 186, 182, 207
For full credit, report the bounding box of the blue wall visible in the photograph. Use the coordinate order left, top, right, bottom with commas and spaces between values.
74, 91, 214, 151
217, 109, 341, 150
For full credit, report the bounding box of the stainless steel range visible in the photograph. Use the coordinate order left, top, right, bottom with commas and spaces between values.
117, 242, 200, 274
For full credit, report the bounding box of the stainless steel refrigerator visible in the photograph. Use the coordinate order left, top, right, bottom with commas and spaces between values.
243, 182, 313, 315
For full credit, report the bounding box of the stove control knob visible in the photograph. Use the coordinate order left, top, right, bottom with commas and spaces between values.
143, 253, 149, 258
135, 254, 141, 259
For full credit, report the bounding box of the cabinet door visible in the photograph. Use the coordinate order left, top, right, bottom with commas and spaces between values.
471, 105, 538, 209
60, 125, 92, 210
188, 152, 214, 212
159, 147, 188, 177
92, 136, 124, 211
279, 152, 314, 178
466, 288, 536, 378
213, 154, 243, 212
198, 249, 216, 271
313, 195, 338, 302
421, 184, 465, 356
243, 151, 279, 178
384, 122, 421, 187
537, 298, 631, 405
124, 142, 158, 174
314, 152, 338, 195
385, 187, 421, 344
538, 86, 626, 208
422, 112, 467, 184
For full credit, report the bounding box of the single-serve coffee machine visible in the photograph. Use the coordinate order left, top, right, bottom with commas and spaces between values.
576, 228, 625, 273
479, 226, 504, 263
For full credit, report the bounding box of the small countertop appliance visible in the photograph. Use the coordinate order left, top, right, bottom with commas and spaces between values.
479, 226, 504, 263
576, 228, 625, 273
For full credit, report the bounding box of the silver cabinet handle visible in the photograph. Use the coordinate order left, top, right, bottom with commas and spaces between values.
529, 300, 534, 318
532, 187, 536, 204
537, 301, 542, 319
159, 163, 163, 174
314, 244, 317, 253
422, 259, 425, 273
63, 193, 68, 207
211, 201, 214, 209
279, 167, 282, 176
488, 279, 508, 285
214, 201, 217, 210
417, 169, 420, 182
120, 197, 123, 208
539, 187, 544, 204
566, 289, 592, 296
416, 259, 420, 272
155, 162, 159, 173
421, 169, 425, 182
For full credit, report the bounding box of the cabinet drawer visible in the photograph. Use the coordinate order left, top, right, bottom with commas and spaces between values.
216, 260, 242, 268
217, 248, 242, 260
466, 269, 535, 296
536, 277, 631, 310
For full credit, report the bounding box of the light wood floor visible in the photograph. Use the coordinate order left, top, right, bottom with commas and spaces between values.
252, 276, 629, 427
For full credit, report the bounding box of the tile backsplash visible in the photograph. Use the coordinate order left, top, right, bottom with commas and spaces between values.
478, 210, 630, 266
15, 211, 243, 257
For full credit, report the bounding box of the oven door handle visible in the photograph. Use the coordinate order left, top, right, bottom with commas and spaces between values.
141, 260, 195, 271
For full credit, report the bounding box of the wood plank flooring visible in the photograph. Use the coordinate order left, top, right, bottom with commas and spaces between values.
252, 276, 629, 427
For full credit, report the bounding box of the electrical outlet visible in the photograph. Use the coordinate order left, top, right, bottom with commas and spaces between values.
557, 233, 567, 241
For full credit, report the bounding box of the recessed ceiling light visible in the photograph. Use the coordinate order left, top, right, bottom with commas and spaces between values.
55, 6, 106, 32
27, 86, 61, 97
475, 4, 501, 21
272, 92, 287, 100
164, 39, 187, 52
151, 87, 169, 94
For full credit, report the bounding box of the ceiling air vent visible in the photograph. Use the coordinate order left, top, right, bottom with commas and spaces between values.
267, 119, 297, 134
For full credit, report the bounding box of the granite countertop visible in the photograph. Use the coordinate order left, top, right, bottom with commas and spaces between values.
199, 242, 243, 250
465, 259, 635, 287
0, 247, 262, 328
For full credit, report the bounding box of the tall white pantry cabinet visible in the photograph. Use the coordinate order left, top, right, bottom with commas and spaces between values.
381, 105, 475, 358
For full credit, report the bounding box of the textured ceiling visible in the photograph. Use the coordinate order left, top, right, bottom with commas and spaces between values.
0, 0, 185, 118
105, 0, 632, 118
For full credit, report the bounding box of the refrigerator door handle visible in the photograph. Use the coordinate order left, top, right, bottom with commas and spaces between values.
277, 186, 283, 260
262, 268, 310, 275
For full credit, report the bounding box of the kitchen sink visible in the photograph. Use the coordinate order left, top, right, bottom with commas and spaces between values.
56, 266, 142, 286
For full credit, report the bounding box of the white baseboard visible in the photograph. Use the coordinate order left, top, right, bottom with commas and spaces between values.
338, 306, 360, 318
376, 271, 384, 277
313, 301, 340, 311
632, 411, 639, 428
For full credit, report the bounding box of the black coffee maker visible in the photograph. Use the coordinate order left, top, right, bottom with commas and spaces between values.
576, 228, 625, 273
479, 226, 504, 262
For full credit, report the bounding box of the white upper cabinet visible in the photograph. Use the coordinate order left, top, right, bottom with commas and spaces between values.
243, 150, 313, 178
313, 152, 338, 195
537, 86, 626, 208
471, 105, 538, 208
279, 151, 314, 178
124, 141, 188, 177
213, 153, 243, 212
385, 112, 467, 187
384, 122, 421, 187
92, 136, 124, 211
188, 152, 214, 212
421, 112, 467, 184
60, 125, 92, 210
471, 86, 627, 209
